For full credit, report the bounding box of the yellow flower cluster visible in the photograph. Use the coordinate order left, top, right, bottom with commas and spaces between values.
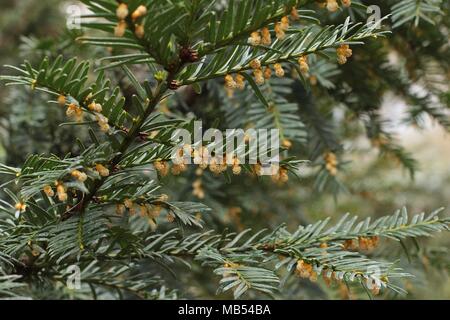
359, 236, 380, 250
95, 164, 110, 177
248, 5, 300, 45
225, 53, 310, 91
324, 152, 338, 176
263, 66, 272, 79
154, 160, 170, 176
211, 155, 241, 175
298, 56, 309, 74
114, 20, 127, 38
132, 5, 147, 39
247, 59, 284, 85
295, 260, 318, 282
248, 31, 261, 46
171, 163, 188, 175
274, 63, 285, 77
116, 3, 129, 20
253, 164, 263, 176
131, 5, 147, 21
14, 202, 27, 213
153, 149, 289, 185
87, 98, 107, 130
116, 199, 162, 221
226, 10, 320, 93
342, 0, 352, 7
144, 204, 163, 219
248, 27, 272, 46
320, 0, 352, 12
66, 103, 83, 123
248, 58, 263, 85
336, 44, 353, 65
43, 185, 55, 197
166, 213, 176, 223
55, 181, 68, 202
134, 24, 145, 39
231, 157, 242, 175
225, 73, 245, 90
270, 167, 289, 184
71, 169, 88, 182
207, 157, 228, 175
42, 169, 90, 204
326, 0, 339, 11
58, 94, 66, 107
291, 6, 300, 20
343, 236, 380, 251
251, 164, 290, 184
87, 101, 102, 113
58, 94, 110, 133
155, 146, 245, 177
115, 3, 147, 38
282, 139, 293, 149
193, 147, 210, 170
95, 113, 110, 133
260, 27, 272, 45
274, 16, 290, 40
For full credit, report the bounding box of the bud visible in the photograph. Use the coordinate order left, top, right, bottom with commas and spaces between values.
116, 3, 129, 20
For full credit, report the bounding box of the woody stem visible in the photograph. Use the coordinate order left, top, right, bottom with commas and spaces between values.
61, 83, 168, 221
